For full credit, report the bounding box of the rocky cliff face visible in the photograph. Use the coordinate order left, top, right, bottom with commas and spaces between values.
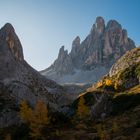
70, 47, 140, 121
109, 47, 140, 77
108, 47, 140, 89
0, 23, 68, 128
41, 17, 135, 84
50, 46, 74, 75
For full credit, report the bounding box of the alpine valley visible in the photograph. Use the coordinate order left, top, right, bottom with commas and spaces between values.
0, 17, 140, 140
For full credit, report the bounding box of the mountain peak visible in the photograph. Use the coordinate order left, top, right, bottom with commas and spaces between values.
60, 45, 65, 51
42, 17, 136, 84
91, 16, 105, 34
74, 36, 80, 42
70, 36, 81, 63
0, 23, 24, 61
72, 36, 80, 47
59, 45, 68, 54
95, 16, 105, 26
106, 20, 122, 30
2, 23, 15, 33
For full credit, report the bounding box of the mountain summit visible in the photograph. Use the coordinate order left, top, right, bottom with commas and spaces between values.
41, 17, 135, 84
0, 23, 67, 127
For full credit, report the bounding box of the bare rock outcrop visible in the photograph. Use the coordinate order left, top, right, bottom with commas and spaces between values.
109, 47, 140, 77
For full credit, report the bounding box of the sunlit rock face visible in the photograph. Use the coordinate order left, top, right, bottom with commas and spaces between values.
0, 23, 24, 61
41, 17, 135, 84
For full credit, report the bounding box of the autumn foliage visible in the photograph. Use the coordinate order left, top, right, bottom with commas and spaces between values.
4, 134, 11, 140
20, 100, 50, 139
20, 100, 33, 123
105, 79, 112, 86
76, 96, 89, 119
96, 78, 120, 92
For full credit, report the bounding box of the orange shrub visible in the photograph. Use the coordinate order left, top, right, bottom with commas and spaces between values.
105, 79, 112, 86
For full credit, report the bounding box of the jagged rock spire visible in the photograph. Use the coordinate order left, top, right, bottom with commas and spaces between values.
58, 46, 68, 59
90, 16, 105, 34
70, 36, 80, 57
95, 16, 105, 33
42, 17, 136, 84
0, 23, 24, 61
106, 20, 122, 30
72, 36, 80, 47
2, 23, 15, 33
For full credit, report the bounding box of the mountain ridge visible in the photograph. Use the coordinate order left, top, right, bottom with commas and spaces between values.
41, 16, 135, 84
0, 23, 69, 127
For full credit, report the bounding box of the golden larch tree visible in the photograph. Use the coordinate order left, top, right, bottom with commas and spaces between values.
20, 100, 33, 123
20, 100, 50, 140
76, 96, 89, 119
4, 134, 11, 140
29, 100, 50, 139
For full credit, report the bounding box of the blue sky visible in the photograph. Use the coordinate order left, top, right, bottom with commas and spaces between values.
0, 0, 140, 70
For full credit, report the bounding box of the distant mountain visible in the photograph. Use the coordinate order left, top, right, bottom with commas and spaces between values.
41, 17, 135, 84
0, 23, 68, 127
